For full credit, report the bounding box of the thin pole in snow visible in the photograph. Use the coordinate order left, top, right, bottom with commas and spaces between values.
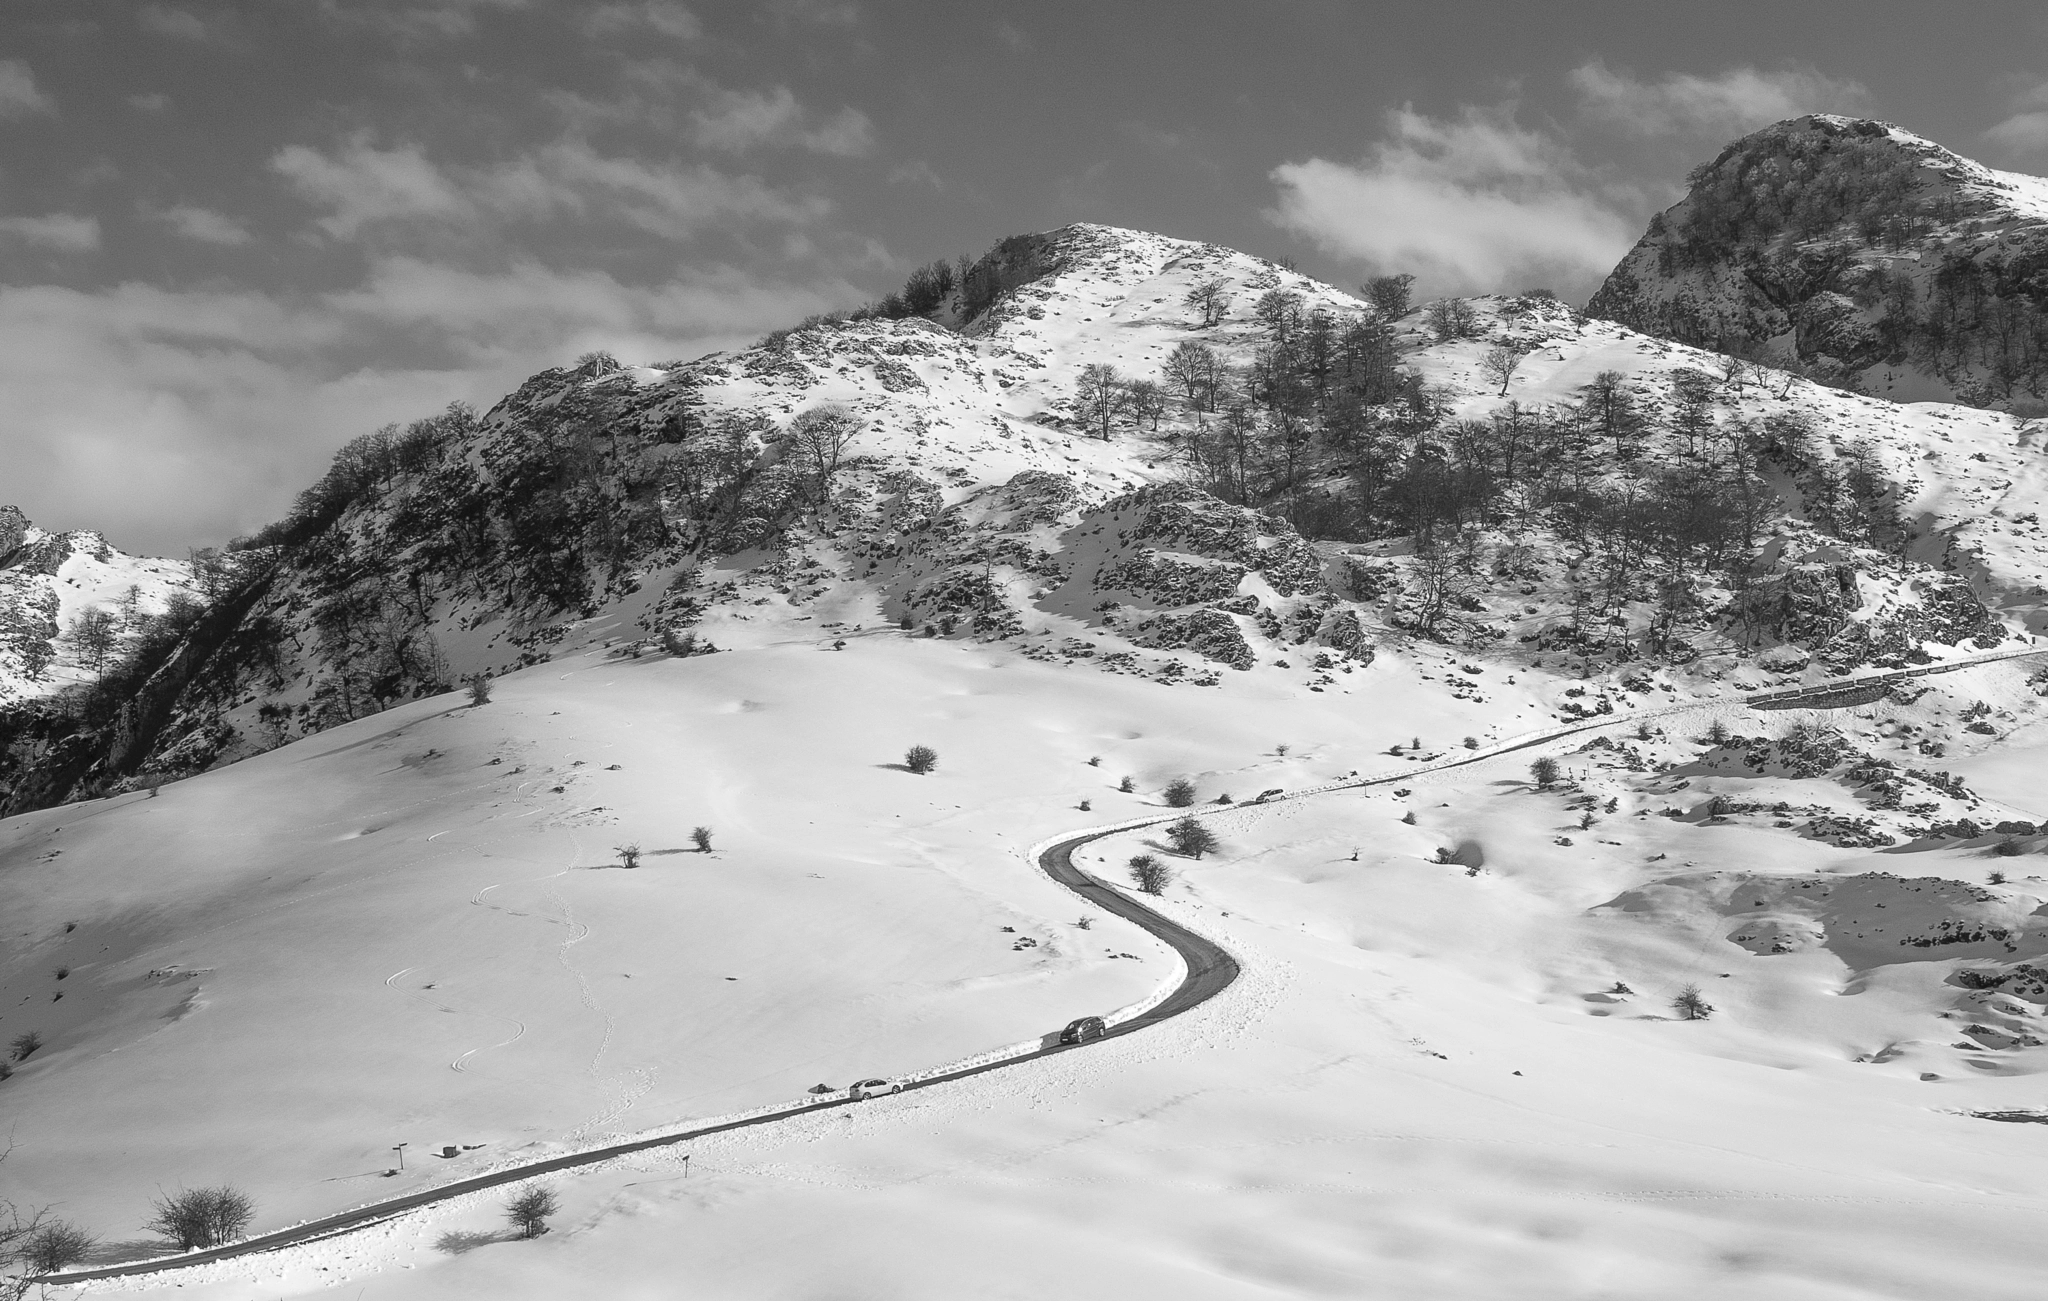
393, 1143, 407, 1171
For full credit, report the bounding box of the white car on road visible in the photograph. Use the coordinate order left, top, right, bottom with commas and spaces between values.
848, 1077, 902, 1100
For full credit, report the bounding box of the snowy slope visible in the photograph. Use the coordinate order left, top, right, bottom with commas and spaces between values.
13, 218, 2048, 1297
13, 638, 2048, 1300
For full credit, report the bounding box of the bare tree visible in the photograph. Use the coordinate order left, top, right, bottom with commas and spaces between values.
186, 547, 230, 599
1163, 778, 1197, 807
788, 404, 863, 505
1128, 855, 1171, 894
1074, 364, 1126, 440
465, 672, 492, 706
1672, 985, 1715, 1020
505, 1186, 559, 1239
0, 1146, 57, 1299
1162, 341, 1217, 407
1183, 277, 1229, 328
1124, 378, 1168, 431
23, 1221, 95, 1275
691, 826, 713, 852
1423, 298, 1481, 341
1479, 342, 1527, 395
144, 1187, 254, 1251
1361, 273, 1416, 319
117, 583, 143, 630
1166, 816, 1218, 859
616, 843, 641, 869
64, 609, 118, 680
904, 745, 938, 775
1408, 539, 1478, 639
1529, 756, 1560, 789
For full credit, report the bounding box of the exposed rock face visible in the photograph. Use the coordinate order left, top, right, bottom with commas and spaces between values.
1589, 115, 2048, 406
1733, 549, 2004, 671
0, 506, 30, 562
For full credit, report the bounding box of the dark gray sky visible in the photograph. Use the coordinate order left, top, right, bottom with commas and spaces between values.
4, 0, 2045, 553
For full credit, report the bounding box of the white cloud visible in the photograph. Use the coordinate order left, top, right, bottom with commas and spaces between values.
690, 84, 875, 156
531, 140, 831, 236
328, 256, 850, 361
271, 137, 473, 237
887, 159, 943, 190
272, 134, 828, 242
157, 204, 254, 245
1987, 111, 2048, 160
0, 60, 54, 118
1266, 105, 1635, 298
0, 262, 853, 551
1984, 82, 2048, 163
1570, 60, 1867, 138
801, 107, 876, 158
138, 5, 210, 40
315, 0, 528, 40
0, 213, 101, 251
585, 1, 699, 38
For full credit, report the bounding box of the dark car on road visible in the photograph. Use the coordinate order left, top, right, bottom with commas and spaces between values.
1059, 1016, 1107, 1045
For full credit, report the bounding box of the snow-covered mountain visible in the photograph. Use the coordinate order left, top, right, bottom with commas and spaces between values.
0, 505, 196, 708
1589, 114, 2048, 407
7, 220, 2048, 816
13, 200, 2048, 1296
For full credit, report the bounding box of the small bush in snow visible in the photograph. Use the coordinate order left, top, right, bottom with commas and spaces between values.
1163, 778, 1197, 807
465, 673, 492, 706
9, 1031, 41, 1061
1995, 837, 2023, 857
1166, 817, 1217, 860
1118, 776, 1135, 793
505, 1186, 559, 1239
1529, 757, 1560, 789
1129, 855, 1171, 894
1400, 810, 1417, 825
904, 745, 938, 775
145, 1186, 254, 1251
692, 826, 714, 853
616, 843, 641, 869
25, 1220, 97, 1274
1086, 756, 1101, 767
1672, 985, 1714, 1021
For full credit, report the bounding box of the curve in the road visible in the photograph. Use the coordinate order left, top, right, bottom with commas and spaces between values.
39, 643, 2048, 1284
37, 818, 1230, 1285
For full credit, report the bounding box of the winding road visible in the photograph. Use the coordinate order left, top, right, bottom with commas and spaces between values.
37, 643, 2048, 1286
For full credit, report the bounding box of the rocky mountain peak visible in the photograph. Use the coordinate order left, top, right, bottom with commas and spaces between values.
1589, 114, 2048, 407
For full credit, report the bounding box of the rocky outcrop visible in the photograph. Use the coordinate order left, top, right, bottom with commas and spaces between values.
1590, 115, 2048, 406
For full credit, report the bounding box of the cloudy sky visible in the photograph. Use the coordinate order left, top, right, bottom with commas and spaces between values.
4, 0, 2046, 553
